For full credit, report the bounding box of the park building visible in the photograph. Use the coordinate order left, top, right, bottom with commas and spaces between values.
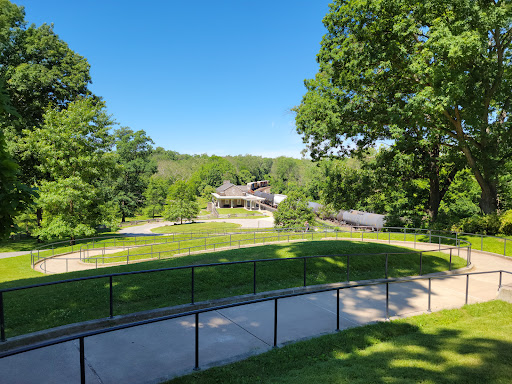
211, 180, 268, 210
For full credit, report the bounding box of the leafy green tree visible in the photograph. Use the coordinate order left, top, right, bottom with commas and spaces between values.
163, 180, 199, 225
113, 127, 156, 222
270, 157, 301, 194
143, 176, 169, 218
237, 169, 254, 184
0, 76, 33, 238
274, 190, 314, 229
27, 98, 117, 240
188, 156, 237, 194
294, 0, 512, 213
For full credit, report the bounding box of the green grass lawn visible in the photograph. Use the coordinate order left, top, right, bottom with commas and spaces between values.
151, 222, 242, 233
217, 208, 261, 215
167, 300, 512, 384
0, 240, 465, 339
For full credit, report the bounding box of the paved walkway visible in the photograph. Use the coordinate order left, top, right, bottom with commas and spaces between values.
0, 251, 31, 259
3, 243, 512, 383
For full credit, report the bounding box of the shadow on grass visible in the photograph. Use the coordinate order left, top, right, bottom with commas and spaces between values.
168, 302, 512, 383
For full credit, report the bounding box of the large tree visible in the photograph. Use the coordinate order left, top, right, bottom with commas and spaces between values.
27, 98, 117, 240
0, 1, 92, 186
295, 0, 512, 213
113, 127, 156, 222
163, 180, 199, 225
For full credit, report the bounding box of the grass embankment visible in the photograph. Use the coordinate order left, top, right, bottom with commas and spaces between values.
168, 300, 512, 384
0, 241, 464, 338
151, 222, 242, 234
91, 230, 464, 265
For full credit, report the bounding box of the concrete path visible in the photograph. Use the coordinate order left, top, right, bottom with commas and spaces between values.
118, 217, 274, 236
3, 246, 512, 383
0, 251, 31, 259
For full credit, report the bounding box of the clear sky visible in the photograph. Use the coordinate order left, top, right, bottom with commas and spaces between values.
13, 1, 331, 158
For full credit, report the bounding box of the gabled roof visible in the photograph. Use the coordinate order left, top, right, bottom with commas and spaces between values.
216, 182, 235, 193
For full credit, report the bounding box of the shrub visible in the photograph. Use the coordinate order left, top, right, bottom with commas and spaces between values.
452, 213, 501, 235
500, 210, 512, 236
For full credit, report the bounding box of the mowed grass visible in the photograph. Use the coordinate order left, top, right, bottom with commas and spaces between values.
0, 241, 465, 338
167, 300, 512, 384
151, 222, 242, 234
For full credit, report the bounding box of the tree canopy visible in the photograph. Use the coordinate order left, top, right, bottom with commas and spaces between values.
294, 0, 512, 214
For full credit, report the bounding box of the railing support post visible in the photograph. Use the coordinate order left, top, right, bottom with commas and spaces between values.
336, 288, 340, 331
273, 298, 278, 348
194, 313, 200, 371
465, 274, 469, 305
303, 258, 307, 287
80, 337, 86, 384
0, 291, 5, 342
449, 248, 452, 271
346, 255, 350, 282
191, 267, 195, 304
385, 254, 388, 279
499, 271, 503, 291
253, 261, 257, 294
109, 276, 114, 318
419, 252, 423, 276
385, 283, 389, 320
428, 278, 431, 312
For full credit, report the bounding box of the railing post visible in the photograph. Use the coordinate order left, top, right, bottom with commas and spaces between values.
419, 252, 423, 276
80, 337, 86, 384
346, 255, 350, 282
428, 278, 431, 312
336, 288, 340, 331
385, 254, 388, 279
253, 261, 257, 294
0, 291, 5, 342
303, 258, 307, 287
385, 282, 389, 320
191, 267, 195, 304
194, 313, 200, 371
109, 276, 114, 318
449, 248, 452, 271
499, 271, 503, 291
465, 274, 469, 305
403, 228, 406, 242
438, 236, 441, 250
273, 298, 278, 348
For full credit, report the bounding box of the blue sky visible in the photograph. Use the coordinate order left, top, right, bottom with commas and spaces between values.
13, 1, 331, 158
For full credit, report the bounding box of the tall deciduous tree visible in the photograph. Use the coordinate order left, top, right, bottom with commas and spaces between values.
27, 98, 117, 240
163, 180, 199, 225
113, 127, 156, 222
143, 176, 169, 218
274, 190, 315, 229
294, 0, 512, 213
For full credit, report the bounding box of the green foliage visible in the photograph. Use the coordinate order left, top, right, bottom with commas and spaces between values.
188, 156, 238, 194
27, 98, 118, 240
452, 214, 502, 236
500, 211, 512, 236
143, 176, 169, 218
113, 127, 156, 221
274, 190, 315, 229
294, 0, 512, 213
163, 180, 200, 224
0, 129, 32, 238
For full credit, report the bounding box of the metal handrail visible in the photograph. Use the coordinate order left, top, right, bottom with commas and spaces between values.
1, 269, 510, 384
4, 235, 470, 341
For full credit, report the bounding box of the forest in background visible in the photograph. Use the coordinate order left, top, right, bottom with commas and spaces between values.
2, 0, 512, 241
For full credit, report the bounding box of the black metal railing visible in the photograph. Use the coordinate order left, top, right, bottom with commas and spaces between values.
0, 269, 509, 384
1, 241, 468, 342
32, 228, 472, 274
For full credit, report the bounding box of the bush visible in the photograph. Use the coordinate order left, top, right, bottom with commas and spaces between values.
500, 210, 512, 236
452, 213, 501, 235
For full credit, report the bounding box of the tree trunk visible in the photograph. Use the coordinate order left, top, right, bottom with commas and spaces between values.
121, 201, 126, 222
479, 180, 498, 214
36, 208, 42, 227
